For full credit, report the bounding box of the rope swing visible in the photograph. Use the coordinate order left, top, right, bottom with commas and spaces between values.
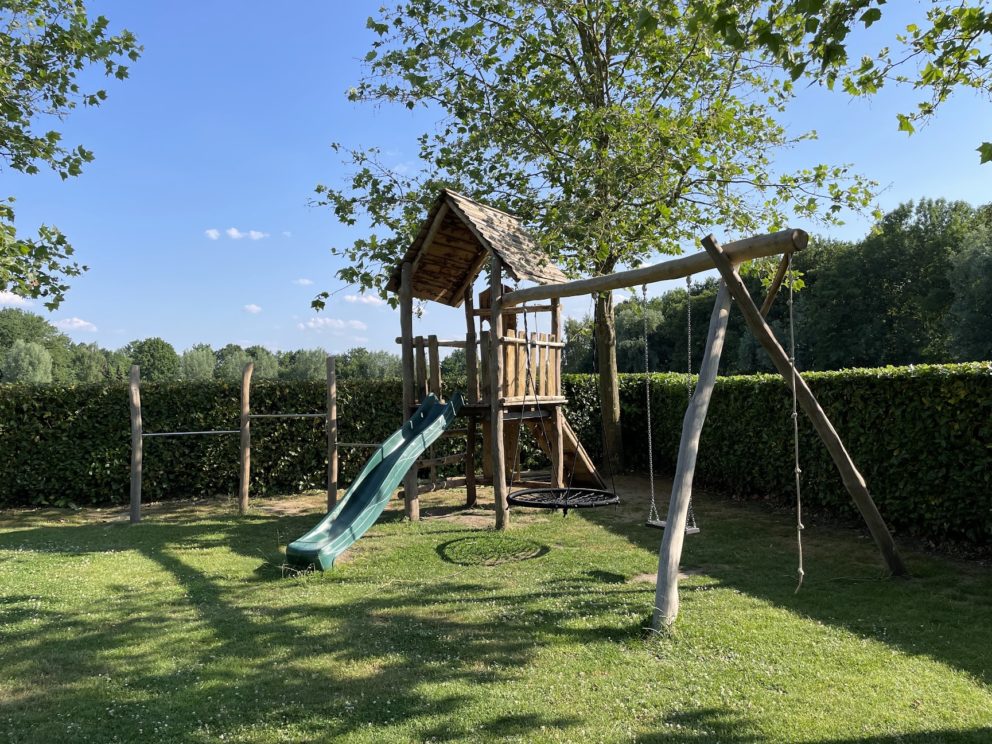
787, 252, 806, 590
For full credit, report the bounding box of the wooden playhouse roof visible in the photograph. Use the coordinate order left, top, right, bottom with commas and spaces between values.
386, 189, 567, 306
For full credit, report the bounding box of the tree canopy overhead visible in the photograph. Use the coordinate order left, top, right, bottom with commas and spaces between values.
693, 1, 992, 162
0, 0, 140, 308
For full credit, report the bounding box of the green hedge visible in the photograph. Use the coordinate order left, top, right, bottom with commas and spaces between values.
1, 363, 989, 548
562, 363, 992, 548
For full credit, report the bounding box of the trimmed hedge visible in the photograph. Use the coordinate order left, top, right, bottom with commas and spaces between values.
1, 363, 989, 548
562, 363, 992, 548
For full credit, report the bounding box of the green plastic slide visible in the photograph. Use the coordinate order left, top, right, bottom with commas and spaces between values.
285, 392, 463, 571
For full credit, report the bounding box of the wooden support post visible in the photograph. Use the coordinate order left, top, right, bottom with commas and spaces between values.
464, 289, 479, 403
400, 262, 419, 520
653, 281, 733, 628
415, 337, 429, 402
428, 335, 442, 398
239, 361, 253, 515
465, 415, 478, 507
327, 356, 338, 511
128, 365, 142, 524
550, 405, 564, 489
703, 234, 908, 577
489, 256, 509, 529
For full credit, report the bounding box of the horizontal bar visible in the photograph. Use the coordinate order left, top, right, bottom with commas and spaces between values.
143, 430, 239, 438
395, 337, 470, 348
472, 304, 555, 316
499, 336, 564, 348
249, 413, 326, 420
499, 229, 808, 308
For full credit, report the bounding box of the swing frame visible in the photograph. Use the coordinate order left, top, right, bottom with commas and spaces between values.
489, 228, 908, 628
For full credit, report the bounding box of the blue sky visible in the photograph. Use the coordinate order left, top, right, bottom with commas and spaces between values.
1, 1, 988, 356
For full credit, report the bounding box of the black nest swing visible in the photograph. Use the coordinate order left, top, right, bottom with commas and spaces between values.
507, 486, 619, 515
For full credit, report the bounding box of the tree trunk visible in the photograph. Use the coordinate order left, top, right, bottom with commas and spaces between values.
594, 290, 623, 474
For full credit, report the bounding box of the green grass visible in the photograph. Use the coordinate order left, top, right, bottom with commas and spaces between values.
1, 477, 990, 743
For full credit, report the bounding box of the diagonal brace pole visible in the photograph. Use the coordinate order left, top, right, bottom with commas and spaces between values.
702, 235, 908, 577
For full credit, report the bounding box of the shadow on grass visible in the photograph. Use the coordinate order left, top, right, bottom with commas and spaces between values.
0, 511, 599, 742
582, 476, 992, 689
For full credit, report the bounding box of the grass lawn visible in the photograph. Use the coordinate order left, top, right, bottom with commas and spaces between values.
1, 476, 990, 743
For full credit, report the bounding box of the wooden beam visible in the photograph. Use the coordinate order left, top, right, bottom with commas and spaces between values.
489, 255, 509, 529
500, 229, 808, 309
465, 417, 478, 507
128, 365, 142, 524
760, 252, 791, 317
326, 356, 337, 511
428, 335, 442, 398
415, 337, 429, 402
702, 234, 908, 577
239, 361, 253, 515
399, 261, 419, 521
653, 282, 732, 628
410, 202, 449, 275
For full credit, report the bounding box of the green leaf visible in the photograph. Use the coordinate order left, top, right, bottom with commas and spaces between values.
978, 142, 992, 164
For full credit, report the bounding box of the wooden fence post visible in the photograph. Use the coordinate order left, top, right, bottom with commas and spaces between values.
239, 361, 254, 515
327, 356, 338, 510
128, 365, 142, 524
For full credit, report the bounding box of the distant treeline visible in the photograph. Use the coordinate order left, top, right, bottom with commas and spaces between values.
563, 199, 992, 374
0, 315, 407, 384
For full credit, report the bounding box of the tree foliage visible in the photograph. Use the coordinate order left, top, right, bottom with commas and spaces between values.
692, 1, 992, 162
1, 339, 52, 382
336, 347, 401, 379
125, 337, 179, 382
180, 344, 216, 381
0, 0, 140, 308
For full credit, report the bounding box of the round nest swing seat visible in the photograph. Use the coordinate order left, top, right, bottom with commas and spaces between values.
507, 487, 619, 515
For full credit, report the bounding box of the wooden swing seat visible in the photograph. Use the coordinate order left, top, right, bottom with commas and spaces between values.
645, 519, 700, 535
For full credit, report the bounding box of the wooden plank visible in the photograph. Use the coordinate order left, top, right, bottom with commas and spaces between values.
239, 361, 254, 515
128, 365, 142, 524
653, 282, 732, 628
500, 229, 809, 309
400, 261, 419, 521
702, 234, 908, 578
410, 202, 450, 276
538, 333, 549, 397
428, 335, 442, 398
503, 328, 517, 399
326, 356, 337, 510
489, 255, 509, 529
515, 329, 527, 398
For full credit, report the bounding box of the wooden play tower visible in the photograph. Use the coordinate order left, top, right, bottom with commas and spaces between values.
388, 189, 604, 524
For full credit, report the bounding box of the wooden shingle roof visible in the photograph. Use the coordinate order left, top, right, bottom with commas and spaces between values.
386, 190, 566, 307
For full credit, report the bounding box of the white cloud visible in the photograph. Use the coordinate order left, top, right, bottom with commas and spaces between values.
248, 230, 269, 240
243, 304, 262, 314
293, 278, 314, 286
344, 294, 384, 306
0, 291, 30, 307
54, 317, 98, 332
298, 317, 368, 333
204, 228, 221, 240
226, 227, 246, 239
282, 231, 292, 238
